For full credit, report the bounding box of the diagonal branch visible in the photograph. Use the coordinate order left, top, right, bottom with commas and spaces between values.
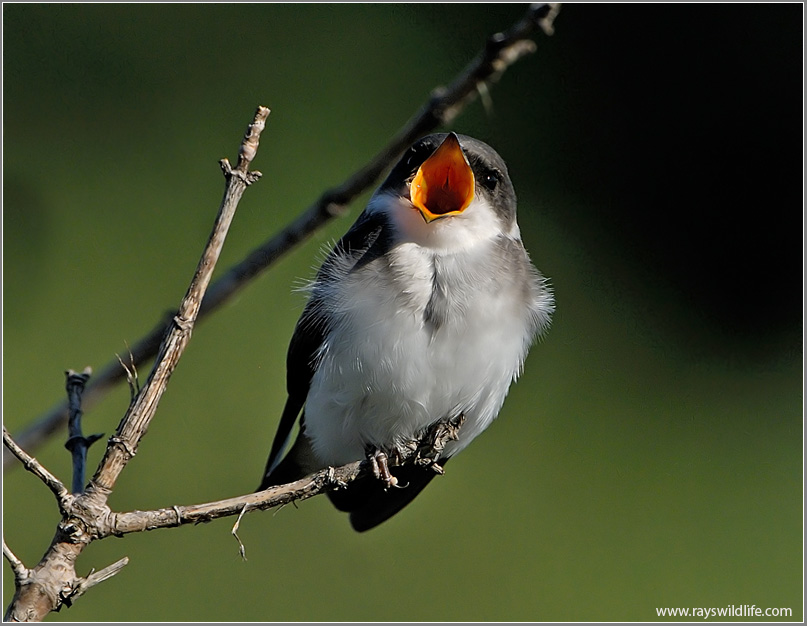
3, 539, 29, 584
3, 426, 71, 513
3, 2, 562, 471
84, 107, 270, 501
3, 106, 271, 623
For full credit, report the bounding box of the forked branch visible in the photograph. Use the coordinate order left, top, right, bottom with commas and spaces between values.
3, 106, 270, 622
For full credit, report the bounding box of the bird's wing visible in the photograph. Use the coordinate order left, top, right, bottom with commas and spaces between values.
259, 210, 390, 488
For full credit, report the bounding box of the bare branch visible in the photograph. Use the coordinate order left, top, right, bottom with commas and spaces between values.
84, 105, 270, 501
3, 539, 28, 584
4, 3, 561, 470
3, 106, 271, 622
105, 461, 363, 536
3, 548, 129, 622
2, 426, 71, 513
98, 415, 464, 538
65, 557, 130, 606
235, 106, 268, 173
64, 368, 102, 494
3, 413, 452, 618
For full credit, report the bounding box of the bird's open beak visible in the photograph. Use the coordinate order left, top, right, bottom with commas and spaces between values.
410, 133, 475, 223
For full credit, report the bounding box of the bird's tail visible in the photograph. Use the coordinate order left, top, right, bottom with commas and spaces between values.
327, 461, 446, 532
257, 427, 320, 491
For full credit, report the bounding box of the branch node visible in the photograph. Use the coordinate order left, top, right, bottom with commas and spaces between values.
172, 314, 193, 333
65, 368, 92, 389
64, 557, 130, 607
322, 466, 349, 490
65, 432, 103, 449
220, 157, 233, 176
244, 170, 262, 185
60, 520, 84, 542
107, 436, 136, 460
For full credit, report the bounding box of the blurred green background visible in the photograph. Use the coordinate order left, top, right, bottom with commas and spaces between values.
3, 4, 802, 622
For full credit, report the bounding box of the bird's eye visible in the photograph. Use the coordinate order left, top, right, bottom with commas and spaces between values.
480, 170, 501, 192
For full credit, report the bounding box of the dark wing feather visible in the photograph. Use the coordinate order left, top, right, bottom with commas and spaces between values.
258, 210, 391, 490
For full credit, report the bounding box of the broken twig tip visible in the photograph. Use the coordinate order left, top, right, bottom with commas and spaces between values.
236, 107, 271, 173
231, 504, 250, 561
532, 3, 561, 36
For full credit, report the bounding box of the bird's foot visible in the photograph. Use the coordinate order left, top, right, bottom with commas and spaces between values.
366, 448, 399, 490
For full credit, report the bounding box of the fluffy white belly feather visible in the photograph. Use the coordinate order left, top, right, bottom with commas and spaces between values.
303, 239, 538, 465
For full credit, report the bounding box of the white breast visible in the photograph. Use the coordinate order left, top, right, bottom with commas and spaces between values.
302, 221, 549, 465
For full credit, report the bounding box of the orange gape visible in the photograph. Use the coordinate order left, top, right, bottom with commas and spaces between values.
410, 134, 475, 222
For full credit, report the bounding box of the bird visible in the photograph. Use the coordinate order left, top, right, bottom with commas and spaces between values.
258, 132, 554, 531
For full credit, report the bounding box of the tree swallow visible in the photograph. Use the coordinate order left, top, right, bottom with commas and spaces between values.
259, 133, 554, 531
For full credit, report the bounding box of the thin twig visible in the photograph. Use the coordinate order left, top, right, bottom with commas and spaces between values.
2, 539, 28, 583
64, 368, 103, 494
2, 426, 71, 512
231, 504, 250, 561
4, 3, 561, 470
105, 461, 363, 536
115, 344, 140, 402
65, 557, 130, 606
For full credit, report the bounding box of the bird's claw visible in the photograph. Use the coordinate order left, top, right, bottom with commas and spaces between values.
367, 448, 399, 490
